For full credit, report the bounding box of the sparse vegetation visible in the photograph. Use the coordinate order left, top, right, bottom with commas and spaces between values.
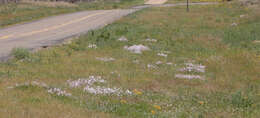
0, 1, 259, 118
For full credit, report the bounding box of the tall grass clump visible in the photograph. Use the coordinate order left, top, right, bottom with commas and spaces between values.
11, 48, 30, 60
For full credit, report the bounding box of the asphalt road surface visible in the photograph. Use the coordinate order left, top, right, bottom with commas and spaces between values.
0, 2, 216, 61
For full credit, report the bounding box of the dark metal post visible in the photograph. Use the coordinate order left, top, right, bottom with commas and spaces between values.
187, 0, 189, 12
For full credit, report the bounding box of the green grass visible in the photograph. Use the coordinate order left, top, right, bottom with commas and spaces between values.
11, 48, 30, 60
0, 2, 260, 118
0, 0, 144, 28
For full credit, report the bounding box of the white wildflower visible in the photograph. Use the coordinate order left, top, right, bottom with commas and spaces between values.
67, 76, 104, 88
83, 86, 131, 96
48, 88, 72, 97
179, 63, 205, 73
88, 86, 131, 96
68, 76, 131, 96
88, 44, 97, 49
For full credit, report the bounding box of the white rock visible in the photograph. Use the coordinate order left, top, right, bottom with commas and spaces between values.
96, 57, 115, 62
118, 36, 128, 41
166, 62, 173, 65
240, 14, 246, 18
147, 64, 157, 69
231, 23, 238, 26
124, 45, 150, 54
175, 74, 204, 80
145, 38, 157, 42
156, 61, 163, 65
157, 53, 168, 57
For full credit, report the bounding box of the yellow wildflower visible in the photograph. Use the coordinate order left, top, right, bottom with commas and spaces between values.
120, 99, 127, 104
133, 89, 142, 95
151, 110, 156, 115
153, 105, 162, 110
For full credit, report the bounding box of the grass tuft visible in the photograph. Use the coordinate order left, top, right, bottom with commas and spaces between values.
11, 48, 30, 60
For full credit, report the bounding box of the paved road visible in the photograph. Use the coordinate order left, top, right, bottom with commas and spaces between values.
0, 2, 217, 61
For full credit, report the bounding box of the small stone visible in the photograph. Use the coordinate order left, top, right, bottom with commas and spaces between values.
157, 53, 167, 57
145, 38, 157, 42
175, 74, 204, 80
118, 36, 128, 41
147, 64, 157, 69
240, 14, 246, 18
166, 62, 173, 65
156, 61, 163, 65
231, 23, 238, 26
96, 57, 115, 62
124, 45, 150, 54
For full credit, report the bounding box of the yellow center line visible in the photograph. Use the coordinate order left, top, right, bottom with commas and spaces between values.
0, 35, 14, 40
0, 11, 110, 40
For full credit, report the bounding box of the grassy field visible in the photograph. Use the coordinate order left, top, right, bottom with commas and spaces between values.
0, 2, 260, 118
0, 0, 144, 28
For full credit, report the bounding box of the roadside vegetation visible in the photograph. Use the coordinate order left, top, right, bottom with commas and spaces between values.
0, 1, 260, 118
0, 0, 144, 27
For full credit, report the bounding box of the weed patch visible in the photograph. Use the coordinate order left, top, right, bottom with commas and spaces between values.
11, 48, 30, 60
